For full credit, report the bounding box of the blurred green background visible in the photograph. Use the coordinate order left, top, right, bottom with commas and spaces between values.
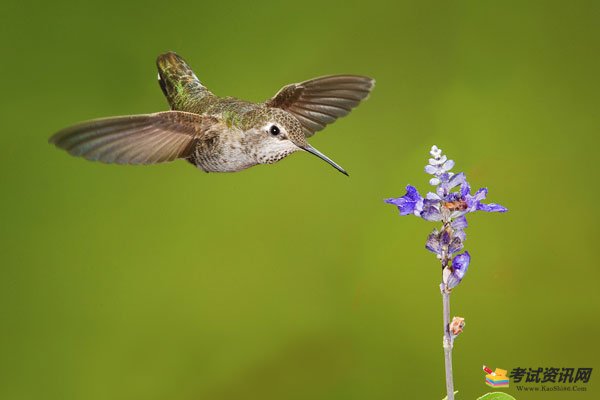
1, 1, 598, 399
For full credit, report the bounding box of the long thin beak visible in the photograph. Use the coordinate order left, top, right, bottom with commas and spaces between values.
301, 144, 349, 176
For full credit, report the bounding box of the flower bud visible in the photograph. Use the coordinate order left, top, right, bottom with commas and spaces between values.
449, 317, 465, 337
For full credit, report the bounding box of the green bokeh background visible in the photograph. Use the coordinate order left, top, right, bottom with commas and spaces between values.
1, 1, 598, 399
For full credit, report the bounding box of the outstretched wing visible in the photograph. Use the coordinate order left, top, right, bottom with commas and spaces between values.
49, 111, 216, 164
265, 75, 374, 137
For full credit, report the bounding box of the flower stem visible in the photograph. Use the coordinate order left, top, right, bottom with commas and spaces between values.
442, 288, 454, 400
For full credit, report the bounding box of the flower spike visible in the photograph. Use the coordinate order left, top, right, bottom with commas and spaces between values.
383, 145, 506, 400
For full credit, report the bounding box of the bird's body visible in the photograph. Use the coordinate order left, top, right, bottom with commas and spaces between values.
50, 52, 374, 175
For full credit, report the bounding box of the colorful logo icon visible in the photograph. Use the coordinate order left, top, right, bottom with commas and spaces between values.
483, 365, 510, 388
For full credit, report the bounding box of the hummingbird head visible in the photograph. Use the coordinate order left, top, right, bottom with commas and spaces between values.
248, 108, 348, 175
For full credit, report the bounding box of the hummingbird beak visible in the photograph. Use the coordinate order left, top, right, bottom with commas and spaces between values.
300, 144, 349, 176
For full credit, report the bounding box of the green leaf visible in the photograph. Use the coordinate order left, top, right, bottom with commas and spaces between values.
442, 391, 458, 400
477, 392, 516, 400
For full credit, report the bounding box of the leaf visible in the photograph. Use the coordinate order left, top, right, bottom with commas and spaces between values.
477, 392, 516, 400
442, 391, 458, 400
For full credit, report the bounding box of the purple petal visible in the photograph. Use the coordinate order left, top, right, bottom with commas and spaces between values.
452, 252, 471, 278
450, 210, 468, 219
421, 199, 442, 221
465, 187, 488, 211
429, 155, 447, 165
440, 230, 451, 246
447, 251, 471, 289
442, 159, 455, 171
425, 231, 441, 255
405, 185, 422, 200
439, 173, 451, 184
426, 192, 441, 200
473, 188, 488, 202
445, 192, 461, 202
460, 182, 471, 197
436, 185, 447, 198
452, 216, 468, 230
446, 172, 466, 190
384, 185, 424, 216
477, 202, 508, 212
448, 237, 463, 254
454, 229, 466, 242
425, 165, 438, 175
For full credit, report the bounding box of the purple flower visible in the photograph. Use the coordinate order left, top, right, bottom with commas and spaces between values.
425, 145, 455, 185
421, 198, 443, 221
426, 230, 441, 255
451, 216, 468, 242
385, 147, 507, 225
446, 252, 470, 289
462, 183, 508, 214
437, 172, 466, 198
385, 185, 423, 216
425, 228, 463, 256
385, 145, 506, 282
448, 237, 463, 255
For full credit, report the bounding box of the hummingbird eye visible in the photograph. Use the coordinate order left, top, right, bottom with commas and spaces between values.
269, 125, 280, 136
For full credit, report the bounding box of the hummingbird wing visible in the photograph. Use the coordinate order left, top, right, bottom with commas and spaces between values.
49, 111, 218, 164
265, 75, 374, 137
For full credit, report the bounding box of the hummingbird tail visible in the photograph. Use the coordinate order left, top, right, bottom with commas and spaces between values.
157, 52, 213, 110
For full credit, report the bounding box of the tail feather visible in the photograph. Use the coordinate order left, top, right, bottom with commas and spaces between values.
156, 52, 213, 110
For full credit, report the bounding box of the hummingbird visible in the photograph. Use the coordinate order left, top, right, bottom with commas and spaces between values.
50, 52, 374, 176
